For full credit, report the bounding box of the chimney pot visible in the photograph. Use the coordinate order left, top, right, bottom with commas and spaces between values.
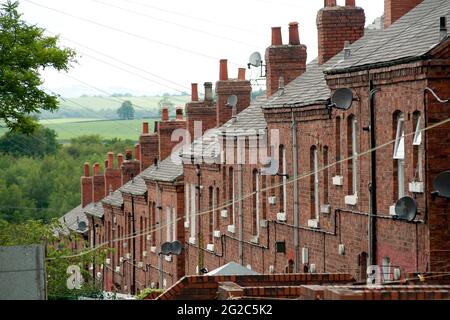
324, 0, 336, 7
104, 160, 109, 169
83, 162, 90, 177
125, 149, 132, 161
135, 143, 141, 161
176, 107, 183, 121
271, 27, 282, 46
143, 122, 149, 134
191, 83, 199, 102
118, 153, 124, 168
161, 106, 169, 121
238, 68, 246, 80
219, 59, 228, 81
288, 22, 300, 45
93, 163, 100, 175
108, 152, 114, 169
204, 82, 213, 101
345, 0, 355, 6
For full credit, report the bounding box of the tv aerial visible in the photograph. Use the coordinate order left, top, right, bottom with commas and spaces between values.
247, 52, 266, 77
432, 171, 450, 199
394, 196, 417, 222
160, 240, 184, 256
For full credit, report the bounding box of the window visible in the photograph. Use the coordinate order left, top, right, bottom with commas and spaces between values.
190, 184, 196, 240
208, 186, 214, 243
228, 167, 235, 226
279, 145, 287, 213
393, 113, 405, 199
172, 207, 176, 241
215, 187, 220, 230
166, 207, 171, 242
262, 175, 267, 220
310, 146, 319, 220
140, 216, 143, 255
252, 169, 260, 236
348, 116, 358, 196
382, 257, 391, 283
151, 202, 156, 246
336, 116, 342, 175
144, 217, 148, 252
323, 146, 329, 205
413, 112, 423, 182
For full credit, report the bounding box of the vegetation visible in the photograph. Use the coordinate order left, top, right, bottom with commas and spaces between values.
0, 131, 135, 223
0, 219, 108, 300
117, 100, 135, 120
136, 288, 164, 300
0, 1, 76, 134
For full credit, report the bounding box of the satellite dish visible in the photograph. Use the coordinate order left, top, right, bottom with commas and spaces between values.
248, 52, 262, 67
394, 196, 417, 222
171, 240, 183, 256
226, 95, 238, 108
77, 221, 87, 231
433, 171, 450, 199
161, 242, 172, 256
331, 88, 354, 110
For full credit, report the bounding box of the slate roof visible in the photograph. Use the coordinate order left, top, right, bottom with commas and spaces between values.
84, 201, 104, 219
141, 156, 183, 183
58, 204, 91, 235
326, 0, 450, 74
102, 190, 124, 207
119, 175, 147, 196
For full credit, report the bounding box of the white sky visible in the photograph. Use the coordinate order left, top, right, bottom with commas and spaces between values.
19, 0, 384, 97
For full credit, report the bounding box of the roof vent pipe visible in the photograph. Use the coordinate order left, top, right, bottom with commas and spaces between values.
204, 82, 213, 101
344, 41, 351, 60
440, 17, 448, 41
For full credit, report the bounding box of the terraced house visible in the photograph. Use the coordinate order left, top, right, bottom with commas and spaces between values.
61, 0, 450, 297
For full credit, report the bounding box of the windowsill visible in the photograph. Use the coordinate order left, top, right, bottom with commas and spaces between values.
206, 244, 215, 252
227, 225, 236, 233
213, 230, 221, 238
220, 209, 228, 218
409, 181, 424, 193
332, 175, 344, 186
308, 219, 320, 229
277, 212, 287, 222
250, 236, 259, 244
150, 246, 157, 254
189, 237, 196, 245
259, 219, 268, 228
389, 204, 397, 216
345, 194, 358, 206
184, 221, 189, 229
164, 255, 172, 262
320, 204, 331, 214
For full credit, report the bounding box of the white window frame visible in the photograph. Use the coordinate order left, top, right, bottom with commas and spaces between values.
351, 117, 358, 196
382, 257, 391, 283
231, 169, 235, 226
166, 207, 171, 242
190, 184, 196, 240
394, 115, 405, 199
413, 115, 423, 182
172, 207, 176, 241
282, 146, 287, 214
255, 171, 260, 237
184, 183, 190, 227
212, 188, 216, 233
313, 147, 320, 221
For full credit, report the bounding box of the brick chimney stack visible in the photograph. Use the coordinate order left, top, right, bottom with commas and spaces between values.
121, 148, 141, 185
265, 22, 307, 97
104, 151, 121, 196
81, 162, 93, 208
176, 107, 184, 121
384, 0, 423, 29
186, 81, 216, 142
92, 162, 105, 203
139, 122, 158, 171
135, 143, 141, 161
157, 111, 186, 161
317, 1, 365, 65
191, 83, 199, 102
216, 60, 252, 126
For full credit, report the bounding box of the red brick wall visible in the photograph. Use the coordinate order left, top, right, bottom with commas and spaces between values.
384, 0, 424, 29
139, 133, 158, 171
104, 168, 121, 196
186, 101, 216, 141
81, 176, 93, 207
216, 80, 252, 127
157, 120, 187, 161
121, 160, 141, 185
317, 5, 365, 65
92, 174, 105, 203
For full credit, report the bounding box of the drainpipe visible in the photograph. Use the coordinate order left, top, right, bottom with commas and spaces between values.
291, 110, 299, 273
196, 164, 205, 272
368, 79, 379, 266
156, 182, 163, 288
238, 163, 244, 265
91, 217, 96, 284
131, 196, 136, 295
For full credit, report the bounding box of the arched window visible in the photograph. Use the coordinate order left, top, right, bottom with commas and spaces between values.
184, 183, 190, 227
262, 175, 267, 221
279, 145, 287, 213
413, 111, 423, 182
228, 167, 235, 226
310, 146, 319, 220
208, 186, 214, 243
347, 115, 358, 196
151, 202, 156, 247
215, 187, 220, 230
323, 146, 329, 205
140, 216, 143, 256
335, 116, 342, 175
393, 112, 405, 200
252, 169, 260, 236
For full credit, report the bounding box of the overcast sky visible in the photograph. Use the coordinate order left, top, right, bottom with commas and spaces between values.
19, 0, 384, 97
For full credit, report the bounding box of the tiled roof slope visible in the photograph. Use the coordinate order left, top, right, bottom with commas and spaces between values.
141, 156, 183, 183
84, 201, 104, 219
59, 204, 91, 235
326, 0, 450, 74
102, 190, 124, 207
119, 175, 147, 196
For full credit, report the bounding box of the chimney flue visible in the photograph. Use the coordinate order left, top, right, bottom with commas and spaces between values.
176, 107, 183, 121
238, 68, 246, 80
324, 0, 336, 7
83, 162, 90, 177
219, 59, 228, 81
118, 153, 123, 168
345, 0, 355, 6
93, 163, 100, 175
161, 106, 169, 121
125, 149, 132, 160
191, 83, 199, 102
143, 122, 149, 134
288, 22, 300, 45
135, 143, 141, 161
271, 27, 282, 45
107, 152, 114, 169
204, 82, 213, 101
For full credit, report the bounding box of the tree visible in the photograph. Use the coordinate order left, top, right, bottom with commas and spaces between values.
0, 125, 60, 157
116, 100, 135, 120
157, 96, 175, 115
0, 1, 76, 134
